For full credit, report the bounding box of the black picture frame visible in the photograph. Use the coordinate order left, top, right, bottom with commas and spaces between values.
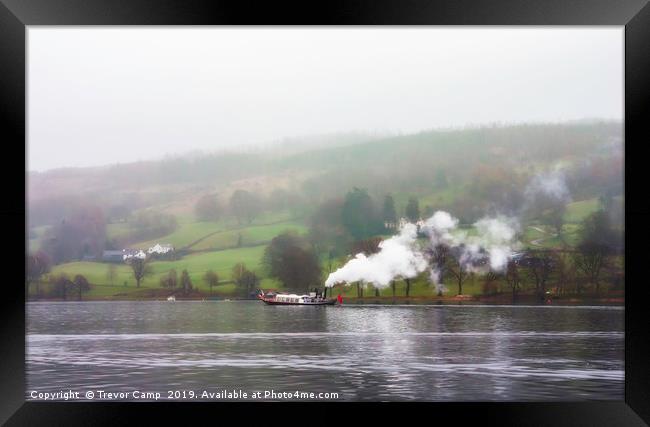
2, 0, 649, 424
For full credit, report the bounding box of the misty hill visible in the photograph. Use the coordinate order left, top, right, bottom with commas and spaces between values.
28, 120, 622, 230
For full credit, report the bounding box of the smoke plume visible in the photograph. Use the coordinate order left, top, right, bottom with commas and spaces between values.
524, 168, 571, 204
324, 223, 428, 289
325, 211, 521, 293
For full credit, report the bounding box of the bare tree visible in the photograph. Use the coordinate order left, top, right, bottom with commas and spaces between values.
49, 273, 73, 300
504, 259, 522, 302
203, 270, 219, 295
180, 270, 193, 296
127, 257, 152, 288
522, 250, 555, 301
482, 271, 501, 296
106, 264, 118, 286
232, 263, 259, 297
427, 244, 449, 296
72, 274, 91, 300
573, 243, 608, 293
572, 210, 617, 293
230, 190, 261, 225
404, 278, 412, 297
160, 269, 178, 291
554, 250, 576, 295
27, 251, 51, 299
446, 246, 470, 295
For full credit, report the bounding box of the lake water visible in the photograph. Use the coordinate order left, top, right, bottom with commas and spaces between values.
26, 301, 624, 401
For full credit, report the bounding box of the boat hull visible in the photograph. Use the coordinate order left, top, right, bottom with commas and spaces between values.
260, 298, 337, 306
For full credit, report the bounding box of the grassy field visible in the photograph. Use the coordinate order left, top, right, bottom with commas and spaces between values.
564, 198, 600, 223
129, 221, 227, 249
47, 244, 284, 298
191, 221, 307, 251
129, 210, 302, 250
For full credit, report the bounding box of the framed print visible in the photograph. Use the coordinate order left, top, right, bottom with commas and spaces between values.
2, 0, 649, 424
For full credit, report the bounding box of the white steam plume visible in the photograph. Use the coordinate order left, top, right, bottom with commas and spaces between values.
325, 210, 521, 294
524, 168, 571, 204
325, 223, 428, 288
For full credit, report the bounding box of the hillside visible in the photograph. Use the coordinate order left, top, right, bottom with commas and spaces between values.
27, 120, 624, 300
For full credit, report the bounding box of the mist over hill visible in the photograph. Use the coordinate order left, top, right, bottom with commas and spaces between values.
28, 120, 622, 229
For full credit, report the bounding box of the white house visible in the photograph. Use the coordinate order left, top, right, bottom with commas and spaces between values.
147, 243, 174, 255
123, 249, 146, 261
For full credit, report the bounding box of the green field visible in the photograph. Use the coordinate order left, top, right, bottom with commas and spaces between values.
129, 210, 301, 250
47, 243, 285, 298
191, 221, 307, 251
564, 198, 600, 224
130, 221, 227, 249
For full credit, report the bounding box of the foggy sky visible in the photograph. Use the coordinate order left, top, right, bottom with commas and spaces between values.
28, 27, 623, 172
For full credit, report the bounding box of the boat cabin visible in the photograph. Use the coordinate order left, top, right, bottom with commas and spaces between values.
275, 294, 304, 303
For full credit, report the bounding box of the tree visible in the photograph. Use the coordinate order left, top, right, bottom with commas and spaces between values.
41, 205, 107, 264
573, 210, 617, 293
72, 274, 91, 300
482, 271, 500, 296
404, 278, 412, 297
446, 246, 470, 295
180, 269, 193, 296
262, 232, 322, 292
382, 195, 397, 227
504, 259, 522, 302
27, 251, 51, 299
405, 197, 420, 222
341, 188, 382, 240
128, 210, 178, 242
308, 198, 351, 259
160, 269, 178, 291
230, 190, 261, 225
522, 250, 555, 301
127, 257, 152, 288
203, 270, 219, 295
194, 194, 221, 222
554, 250, 576, 295
427, 244, 449, 296
231, 263, 260, 297
106, 264, 118, 286
351, 237, 382, 256
49, 273, 73, 300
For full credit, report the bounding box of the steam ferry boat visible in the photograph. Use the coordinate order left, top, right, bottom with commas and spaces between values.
258, 290, 337, 306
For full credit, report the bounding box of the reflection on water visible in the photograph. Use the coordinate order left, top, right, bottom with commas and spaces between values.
27, 301, 624, 401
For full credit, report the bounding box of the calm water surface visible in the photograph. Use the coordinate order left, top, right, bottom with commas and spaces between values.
27, 301, 624, 401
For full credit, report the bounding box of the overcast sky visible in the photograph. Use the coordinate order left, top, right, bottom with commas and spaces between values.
28, 27, 623, 172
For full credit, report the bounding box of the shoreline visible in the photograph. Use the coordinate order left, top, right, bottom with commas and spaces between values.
27, 294, 625, 306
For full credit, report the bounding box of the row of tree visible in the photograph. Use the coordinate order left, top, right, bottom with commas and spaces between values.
30, 273, 92, 300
